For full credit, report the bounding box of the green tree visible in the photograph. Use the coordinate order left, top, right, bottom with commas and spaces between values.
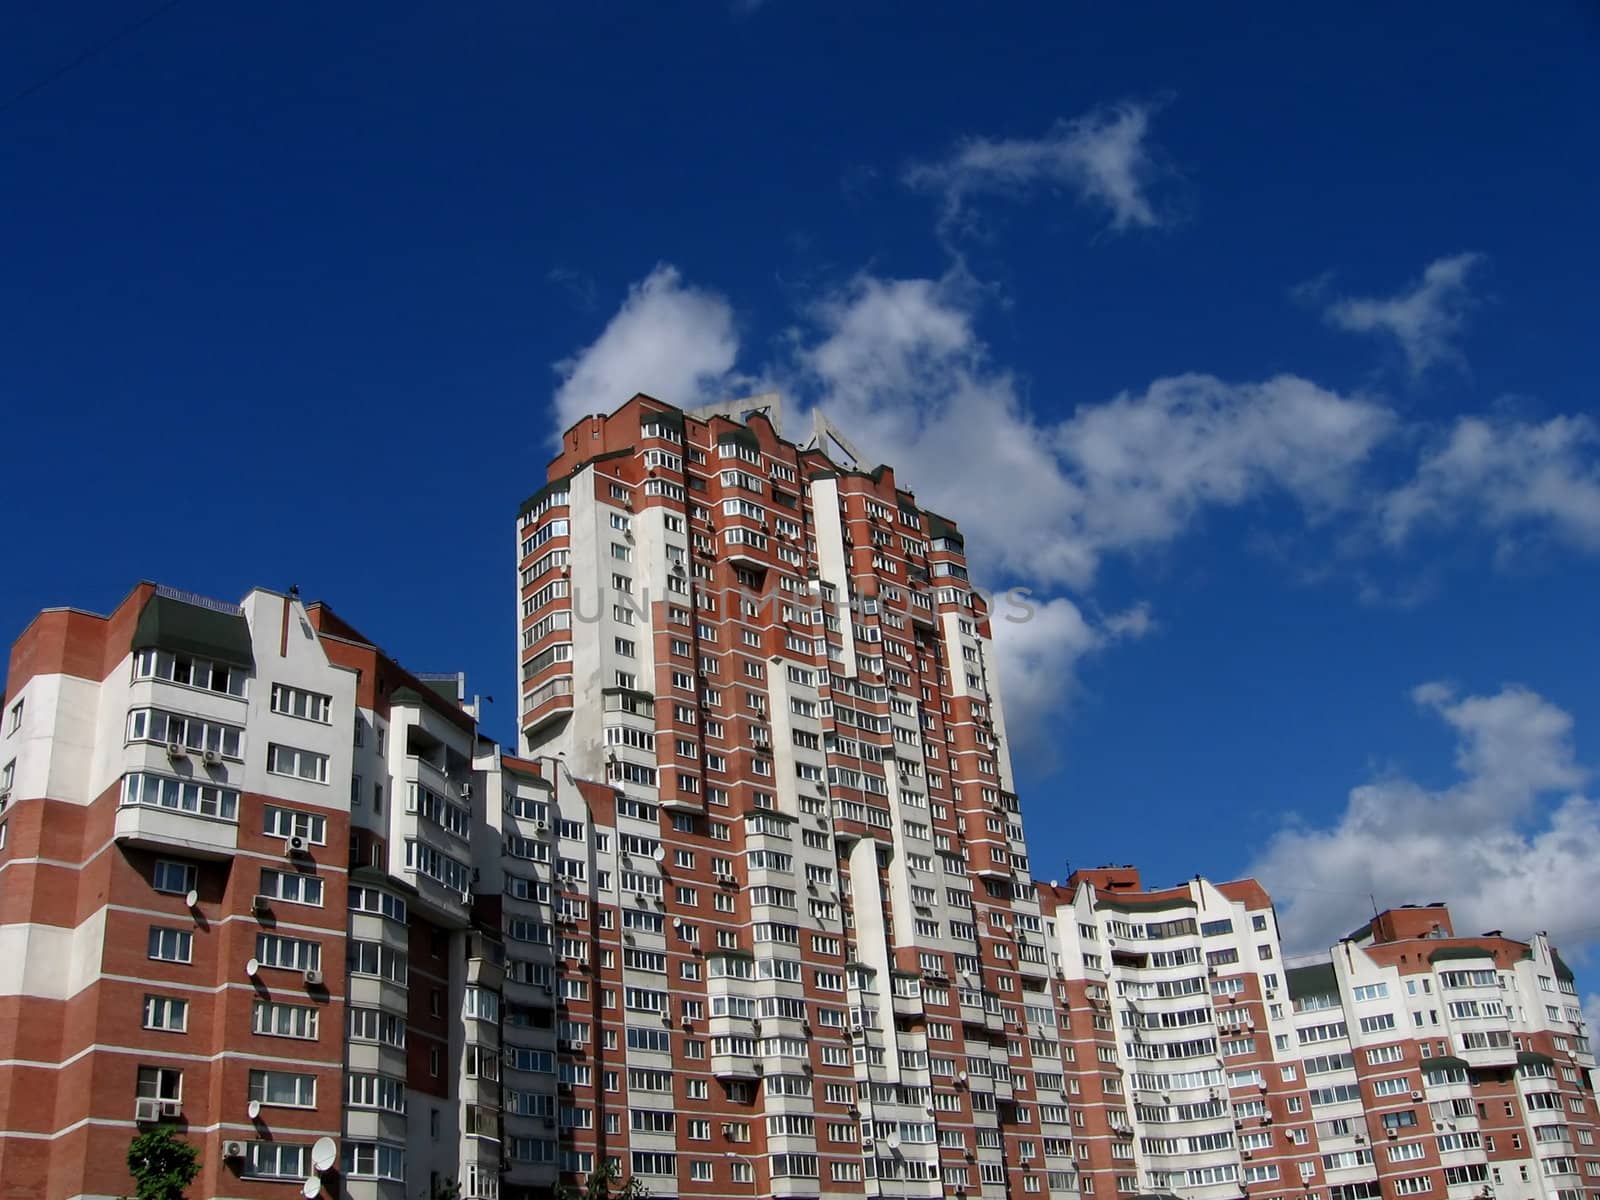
555, 1161, 651, 1200
126, 1126, 199, 1200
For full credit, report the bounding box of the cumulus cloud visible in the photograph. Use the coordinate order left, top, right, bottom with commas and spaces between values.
547, 261, 1600, 749
1383, 414, 1600, 552
553, 264, 1407, 730
990, 598, 1153, 758
1318, 252, 1485, 376
906, 102, 1169, 234
800, 271, 1396, 591
550, 264, 741, 438
1250, 682, 1600, 955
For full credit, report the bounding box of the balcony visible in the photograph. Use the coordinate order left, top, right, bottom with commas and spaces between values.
115, 798, 237, 860
711, 1053, 761, 1080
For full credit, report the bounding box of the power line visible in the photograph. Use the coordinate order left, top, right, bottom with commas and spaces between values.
0, 0, 183, 120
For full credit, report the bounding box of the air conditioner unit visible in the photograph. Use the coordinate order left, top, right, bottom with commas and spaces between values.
222, 1140, 247, 1159
166, 742, 187, 759
286, 835, 308, 856
134, 1097, 163, 1123
1411, 1091, 1423, 1101
252, 894, 272, 914
303, 968, 324, 987
1387, 1129, 1398, 1139
159, 1098, 181, 1118
202, 749, 222, 766
534, 821, 549, 834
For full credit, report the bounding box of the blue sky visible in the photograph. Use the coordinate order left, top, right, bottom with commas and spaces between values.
4, 3, 1600, 985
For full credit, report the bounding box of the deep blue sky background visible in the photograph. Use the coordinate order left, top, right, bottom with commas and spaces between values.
4, 3, 1599, 962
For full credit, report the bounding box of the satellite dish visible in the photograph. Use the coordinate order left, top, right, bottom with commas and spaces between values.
1049, 879, 1059, 889
652, 845, 666, 863
247, 1099, 262, 1119
301, 1176, 321, 1199
184, 889, 200, 908
311, 1137, 337, 1172
245, 958, 260, 977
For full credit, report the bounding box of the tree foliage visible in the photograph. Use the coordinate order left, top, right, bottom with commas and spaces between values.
555, 1161, 651, 1200
126, 1126, 200, 1200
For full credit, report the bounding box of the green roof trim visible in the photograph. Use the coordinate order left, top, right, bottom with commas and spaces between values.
926, 511, 964, 544
502, 761, 552, 787
602, 685, 657, 705
388, 685, 471, 730
1518, 1050, 1556, 1068
349, 864, 420, 897
640, 408, 685, 432
417, 673, 462, 704
1093, 895, 1194, 915
717, 427, 760, 452
1429, 945, 1495, 963
1422, 1055, 1471, 1073
517, 474, 572, 520
1286, 962, 1339, 1002
1552, 948, 1576, 983
132, 593, 254, 670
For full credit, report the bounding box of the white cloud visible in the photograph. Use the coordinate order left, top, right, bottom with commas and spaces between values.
1383, 414, 1600, 552
546, 261, 1600, 761
905, 102, 1168, 234
550, 264, 740, 438
800, 272, 1396, 592
990, 598, 1153, 758
1250, 682, 1600, 956
1320, 252, 1484, 376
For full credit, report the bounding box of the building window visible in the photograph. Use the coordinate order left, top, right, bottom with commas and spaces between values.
342, 1142, 405, 1181
142, 995, 189, 1032
253, 1000, 319, 1040
243, 1142, 309, 1180
136, 1066, 182, 1101
259, 868, 324, 907
266, 743, 329, 784
152, 860, 197, 896
147, 926, 193, 963
249, 1069, 317, 1109
270, 684, 332, 723
7, 698, 23, 734
255, 933, 321, 971
121, 772, 239, 821
262, 805, 327, 844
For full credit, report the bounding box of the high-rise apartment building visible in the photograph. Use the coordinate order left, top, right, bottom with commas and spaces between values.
510, 393, 1037, 1197
1037, 867, 1599, 1200
1, 393, 1594, 1200
0, 582, 504, 1199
